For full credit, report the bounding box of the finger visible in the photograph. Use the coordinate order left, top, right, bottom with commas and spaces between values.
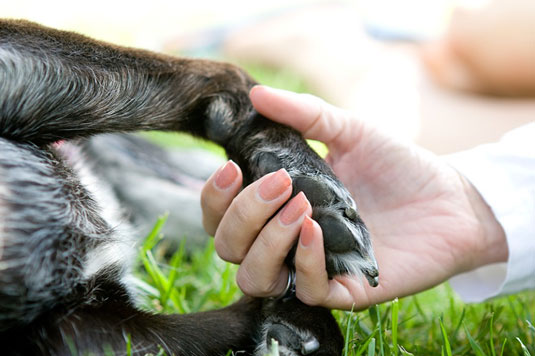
236, 192, 312, 297
201, 160, 243, 236
214, 169, 293, 264
295, 216, 355, 309
249, 85, 355, 149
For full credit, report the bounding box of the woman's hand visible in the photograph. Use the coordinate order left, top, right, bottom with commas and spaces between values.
201, 85, 508, 310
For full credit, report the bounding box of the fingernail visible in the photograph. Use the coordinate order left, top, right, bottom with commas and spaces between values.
300, 216, 316, 248
215, 160, 238, 190
249, 84, 270, 98
258, 169, 291, 201
280, 192, 310, 225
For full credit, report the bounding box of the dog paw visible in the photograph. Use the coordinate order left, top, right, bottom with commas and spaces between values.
254, 148, 379, 286
260, 322, 320, 356
221, 111, 378, 285
256, 298, 344, 356
293, 174, 379, 286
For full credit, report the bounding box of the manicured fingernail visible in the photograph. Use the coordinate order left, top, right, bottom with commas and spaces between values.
280, 192, 310, 225
258, 169, 291, 201
215, 161, 238, 190
299, 216, 316, 248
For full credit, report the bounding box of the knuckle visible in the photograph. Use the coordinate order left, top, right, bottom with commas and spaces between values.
295, 255, 317, 274
236, 268, 259, 295
296, 289, 323, 306
236, 267, 278, 297
214, 234, 244, 264
227, 197, 252, 227
256, 230, 280, 256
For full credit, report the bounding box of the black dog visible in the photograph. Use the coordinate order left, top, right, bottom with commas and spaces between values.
0, 19, 378, 355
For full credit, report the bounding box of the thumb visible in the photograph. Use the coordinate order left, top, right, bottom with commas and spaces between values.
249, 85, 357, 151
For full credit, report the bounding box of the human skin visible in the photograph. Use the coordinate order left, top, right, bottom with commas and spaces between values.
422, 0, 535, 96
201, 85, 508, 310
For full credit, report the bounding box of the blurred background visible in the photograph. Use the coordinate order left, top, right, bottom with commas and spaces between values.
2, 0, 534, 154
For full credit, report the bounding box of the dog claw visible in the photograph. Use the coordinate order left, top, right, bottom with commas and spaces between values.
344, 206, 357, 221
301, 337, 320, 355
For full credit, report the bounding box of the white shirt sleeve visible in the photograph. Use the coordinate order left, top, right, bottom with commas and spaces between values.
444, 122, 535, 303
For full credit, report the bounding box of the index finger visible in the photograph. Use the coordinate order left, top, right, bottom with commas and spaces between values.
249, 85, 355, 150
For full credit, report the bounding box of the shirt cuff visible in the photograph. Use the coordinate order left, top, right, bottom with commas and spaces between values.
444, 123, 535, 302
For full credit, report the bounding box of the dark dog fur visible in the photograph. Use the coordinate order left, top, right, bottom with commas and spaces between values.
0, 19, 378, 355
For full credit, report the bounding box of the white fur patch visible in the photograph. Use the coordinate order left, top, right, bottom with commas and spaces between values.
56, 143, 136, 282
82, 239, 135, 279
0, 173, 7, 264
254, 320, 315, 356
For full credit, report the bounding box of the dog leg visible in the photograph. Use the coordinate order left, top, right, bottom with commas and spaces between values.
0, 138, 265, 355
1, 18, 377, 281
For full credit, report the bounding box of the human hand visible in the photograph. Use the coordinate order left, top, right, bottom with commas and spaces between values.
201, 85, 508, 310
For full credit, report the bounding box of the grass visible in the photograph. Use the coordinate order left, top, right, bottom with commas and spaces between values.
135, 217, 535, 356
134, 62, 535, 355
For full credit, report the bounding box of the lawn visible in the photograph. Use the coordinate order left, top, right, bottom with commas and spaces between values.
137, 62, 535, 356
135, 217, 535, 356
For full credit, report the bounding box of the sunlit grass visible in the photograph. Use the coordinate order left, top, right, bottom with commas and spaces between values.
135, 217, 535, 355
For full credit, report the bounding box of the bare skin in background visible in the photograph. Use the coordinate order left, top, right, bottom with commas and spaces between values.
422, 0, 535, 96
224, 0, 535, 98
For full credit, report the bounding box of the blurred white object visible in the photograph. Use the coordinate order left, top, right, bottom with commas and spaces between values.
357, 0, 453, 41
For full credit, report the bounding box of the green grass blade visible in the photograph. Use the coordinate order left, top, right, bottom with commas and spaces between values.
367, 338, 376, 356
64, 336, 77, 356
391, 298, 399, 356
126, 333, 132, 356
464, 324, 487, 356
152, 345, 167, 356
453, 308, 466, 338
269, 338, 280, 356
489, 312, 496, 356
160, 239, 186, 308
439, 317, 452, 356
517, 337, 532, 356
141, 213, 168, 252
142, 250, 168, 293
527, 320, 535, 333
344, 305, 355, 356
399, 346, 414, 356
355, 330, 377, 356
369, 305, 378, 326
375, 306, 384, 356
499, 338, 507, 356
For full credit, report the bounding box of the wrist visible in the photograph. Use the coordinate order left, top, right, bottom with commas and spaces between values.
460, 174, 508, 270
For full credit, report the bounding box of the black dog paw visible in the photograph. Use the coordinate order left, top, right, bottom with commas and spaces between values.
227, 118, 379, 286
265, 323, 320, 355
256, 298, 344, 356
292, 175, 379, 286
